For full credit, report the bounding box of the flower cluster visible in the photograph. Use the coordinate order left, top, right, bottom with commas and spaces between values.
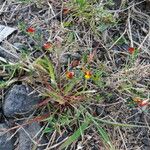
133, 97, 149, 107
84, 71, 92, 79
66, 70, 92, 80
26, 26, 93, 80
26, 26, 53, 50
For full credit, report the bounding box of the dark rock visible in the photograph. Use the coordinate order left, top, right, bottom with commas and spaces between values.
0, 46, 19, 63
127, 109, 141, 123
141, 146, 150, 150
30, 4, 42, 12
18, 122, 46, 150
121, 43, 129, 52
139, 128, 149, 139
142, 138, 150, 146
33, 51, 43, 58
13, 43, 25, 50
71, 52, 81, 60
60, 52, 82, 66
111, 45, 121, 52
0, 101, 2, 120
60, 53, 71, 65
56, 132, 68, 143
95, 106, 105, 117
3, 84, 41, 117
0, 123, 14, 150
91, 145, 99, 150
113, 0, 122, 9
0, 0, 5, 5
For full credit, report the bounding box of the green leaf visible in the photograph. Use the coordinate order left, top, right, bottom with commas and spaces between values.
45, 91, 64, 104
96, 126, 112, 146
87, 113, 114, 150
60, 118, 90, 149
97, 23, 110, 32
64, 77, 80, 94
36, 57, 56, 84
76, 0, 86, 8
43, 127, 54, 133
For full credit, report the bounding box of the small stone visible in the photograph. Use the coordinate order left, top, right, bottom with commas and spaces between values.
0, 46, 19, 63
56, 132, 68, 143
30, 4, 42, 12
0, 0, 5, 5
18, 122, 46, 150
121, 43, 129, 52
71, 52, 81, 60
13, 43, 26, 50
33, 51, 43, 58
3, 84, 41, 117
111, 45, 121, 52
141, 138, 150, 146
141, 146, 150, 150
60, 53, 71, 64
113, 0, 122, 9
95, 106, 105, 117
0, 123, 14, 150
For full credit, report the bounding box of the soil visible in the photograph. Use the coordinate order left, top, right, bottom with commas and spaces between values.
0, 0, 150, 150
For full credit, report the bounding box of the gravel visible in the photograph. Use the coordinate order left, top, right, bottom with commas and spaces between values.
18, 122, 46, 150
0, 123, 14, 150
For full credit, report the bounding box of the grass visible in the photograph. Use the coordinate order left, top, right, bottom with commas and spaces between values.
0, 0, 150, 149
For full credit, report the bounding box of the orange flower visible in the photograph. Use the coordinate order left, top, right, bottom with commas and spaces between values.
43, 42, 52, 50
138, 100, 149, 107
26, 27, 35, 33
63, 8, 70, 15
66, 71, 74, 79
133, 97, 141, 103
133, 97, 149, 107
128, 47, 135, 54
84, 71, 92, 79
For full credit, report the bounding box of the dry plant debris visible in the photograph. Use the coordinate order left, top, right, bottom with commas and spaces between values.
0, 0, 150, 150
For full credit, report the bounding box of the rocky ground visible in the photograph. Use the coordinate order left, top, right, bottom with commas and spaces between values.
0, 0, 150, 150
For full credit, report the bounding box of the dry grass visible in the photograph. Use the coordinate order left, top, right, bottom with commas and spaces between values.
0, 0, 150, 149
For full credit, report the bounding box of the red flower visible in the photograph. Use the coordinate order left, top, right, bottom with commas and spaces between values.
43, 42, 52, 50
128, 47, 135, 54
63, 8, 70, 15
26, 27, 35, 33
66, 71, 74, 79
138, 100, 149, 107
133, 97, 149, 107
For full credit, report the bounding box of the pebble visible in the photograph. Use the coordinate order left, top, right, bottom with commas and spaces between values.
0, 46, 19, 63
3, 84, 41, 117
60, 53, 71, 65
56, 132, 68, 143
121, 43, 129, 52
95, 106, 105, 117
0, 0, 4, 5
18, 122, 46, 150
60, 52, 82, 65
13, 43, 25, 50
111, 45, 121, 52
141, 138, 150, 146
71, 52, 81, 60
141, 146, 150, 150
0, 123, 14, 150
